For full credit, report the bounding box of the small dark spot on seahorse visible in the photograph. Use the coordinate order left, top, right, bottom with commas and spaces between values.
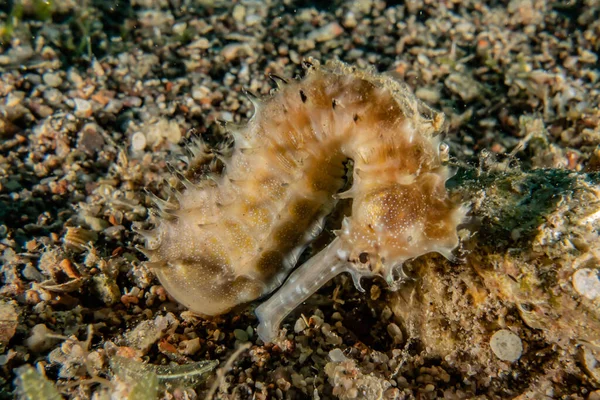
332, 99, 337, 110
353, 114, 360, 122
300, 90, 307, 103
300, 90, 308, 103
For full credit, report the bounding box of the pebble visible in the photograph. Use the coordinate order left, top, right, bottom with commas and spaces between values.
68, 70, 84, 89
328, 348, 347, 362
131, 132, 147, 152
490, 329, 523, 362
386, 323, 404, 345
73, 98, 92, 118
294, 317, 307, 333
123, 96, 142, 108
572, 268, 600, 300
232, 5, 246, 23
43, 72, 63, 88
105, 99, 123, 114
84, 215, 110, 232
222, 43, 253, 62
416, 87, 441, 104
5, 91, 25, 107
77, 123, 105, 155
343, 12, 358, 28
192, 86, 210, 102
172, 22, 187, 36
188, 37, 210, 50
307, 22, 344, 42
0, 301, 18, 345
179, 337, 201, 355
444, 73, 481, 102
43, 88, 63, 105
245, 14, 262, 26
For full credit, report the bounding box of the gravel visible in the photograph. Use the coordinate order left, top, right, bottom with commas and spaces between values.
1, 0, 600, 398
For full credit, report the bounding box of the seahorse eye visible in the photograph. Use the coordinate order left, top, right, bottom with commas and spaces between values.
358, 252, 369, 264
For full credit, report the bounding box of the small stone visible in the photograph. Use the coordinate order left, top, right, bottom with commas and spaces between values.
73, 98, 92, 118
289, 50, 301, 65
294, 317, 307, 333
188, 37, 210, 50
222, 43, 253, 62
131, 132, 147, 152
444, 73, 481, 102
342, 11, 357, 28
0, 301, 18, 345
415, 87, 441, 104
192, 86, 210, 102
84, 216, 110, 232
490, 329, 523, 362
307, 22, 344, 42
179, 337, 201, 355
43, 88, 63, 105
221, 111, 233, 122
232, 5, 246, 22
245, 14, 262, 26
370, 284, 381, 300
328, 348, 347, 362
123, 96, 142, 108
386, 323, 403, 345
173, 22, 187, 35
77, 123, 105, 155
572, 268, 600, 300
5, 91, 25, 107
417, 53, 430, 67
43, 72, 63, 88
105, 99, 123, 114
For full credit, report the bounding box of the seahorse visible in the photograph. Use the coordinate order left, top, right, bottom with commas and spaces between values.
137, 59, 467, 343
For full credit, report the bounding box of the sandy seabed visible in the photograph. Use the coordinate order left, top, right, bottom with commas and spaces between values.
1, 0, 600, 399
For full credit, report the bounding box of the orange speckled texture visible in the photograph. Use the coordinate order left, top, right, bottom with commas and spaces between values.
139, 60, 467, 341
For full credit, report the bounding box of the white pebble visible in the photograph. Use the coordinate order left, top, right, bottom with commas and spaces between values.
294, 317, 307, 333
245, 14, 262, 26
328, 348, 347, 362
73, 98, 92, 118
572, 268, 600, 300
221, 111, 233, 122
192, 86, 210, 102
490, 329, 523, 362
131, 132, 147, 151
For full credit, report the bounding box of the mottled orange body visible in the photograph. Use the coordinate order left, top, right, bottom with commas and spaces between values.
139, 60, 467, 342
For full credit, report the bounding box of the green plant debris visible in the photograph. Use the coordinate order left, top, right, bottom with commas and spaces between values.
110, 356, 218, 391
14, 365, 63, 400
127, 369, 158, 400
0, 1, 23, 42
32, 0, 54, 21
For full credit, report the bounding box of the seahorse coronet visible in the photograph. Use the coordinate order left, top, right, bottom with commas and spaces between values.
139, 59, 468, 342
